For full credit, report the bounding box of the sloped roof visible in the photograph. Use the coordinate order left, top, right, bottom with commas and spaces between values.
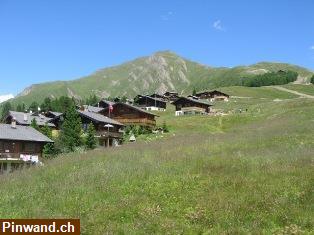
8, 111, 55, 127
47, 111, 63, 117
104, 102, 159, 117
0, 124, 54, 143
78, 110, 124, 126
195, 90, 229, 97
98, 100, 115, 106
83, 105, 104, 113
172, 97, 213, 106
135, 95, 166, 103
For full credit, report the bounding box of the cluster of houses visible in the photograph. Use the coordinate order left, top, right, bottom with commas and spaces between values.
0, 89, 229, 174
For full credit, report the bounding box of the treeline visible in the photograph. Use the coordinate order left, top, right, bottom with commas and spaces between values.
241, 70, 298, 87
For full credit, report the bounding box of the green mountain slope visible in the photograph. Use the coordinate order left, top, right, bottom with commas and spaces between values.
12, 51, 313, 105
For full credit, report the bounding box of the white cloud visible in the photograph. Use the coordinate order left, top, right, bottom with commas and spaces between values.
161, 11, 174, 21
0, 94, 14, 103
213, 20, 225, 31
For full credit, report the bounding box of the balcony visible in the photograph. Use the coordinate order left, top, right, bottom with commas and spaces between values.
95, 131, 123, 139
114, 118, 156, 127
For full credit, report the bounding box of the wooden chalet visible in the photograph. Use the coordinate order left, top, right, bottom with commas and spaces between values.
172, 97, 212, 116
150, 93, 166, 101
0, 122, 53, 174
45, 111, 64, 129
134, 95, 167, 111
78, 109, 124, 147
163, 91, 179, 102
101, 103, 158, 128
195, 90, 229, 101
97, 100, 115, 109
5, 111, 56, 129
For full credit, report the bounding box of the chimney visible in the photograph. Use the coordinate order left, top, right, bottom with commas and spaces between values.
23, 113, 28, 122
11, 118, 17, 129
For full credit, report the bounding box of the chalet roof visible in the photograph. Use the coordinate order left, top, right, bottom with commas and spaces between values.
78, 110, 124, 126
99, 100, 115, 106
136, 95, 166, 103
104, 103, 159, 117
172, 97, 213, 106
195, 90, 229, 97
83, 105, 104, 113
164, 91, 178, 95
8, 111, 55, 127
48, 111, 63, 117
0, 124, 54, 143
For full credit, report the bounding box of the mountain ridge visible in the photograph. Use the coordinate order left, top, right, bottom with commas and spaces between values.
10, 51, 314, 105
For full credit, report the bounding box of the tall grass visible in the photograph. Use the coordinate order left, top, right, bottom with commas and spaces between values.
0, 96, 313, 234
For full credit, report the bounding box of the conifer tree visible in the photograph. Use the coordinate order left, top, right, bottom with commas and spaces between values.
60, 105, 82, 152
30, 118, 39, 130
310, 75, 314, 84
85, 123, 97, 149
1, 102, 12, 121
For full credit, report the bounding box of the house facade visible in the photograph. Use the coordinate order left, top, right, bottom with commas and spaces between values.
78, 109, 124, 147
134, 95, 167, 111
101, 103, 158, 128
195, 90, 229, 101
172, 97, 212, 116
0, 123, 53, 174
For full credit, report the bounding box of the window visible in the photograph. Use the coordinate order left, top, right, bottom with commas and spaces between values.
22, 143, 36, 153
0, 141, 3, 152
3, 142, 14, 153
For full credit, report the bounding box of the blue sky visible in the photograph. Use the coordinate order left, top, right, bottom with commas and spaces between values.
0, 0, 313, 95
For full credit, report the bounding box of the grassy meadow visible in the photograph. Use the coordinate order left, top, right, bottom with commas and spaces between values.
0, 86, 313, 234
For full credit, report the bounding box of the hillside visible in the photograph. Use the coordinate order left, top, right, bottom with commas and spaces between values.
10, 51, 313, 106
0, 87, 313, 234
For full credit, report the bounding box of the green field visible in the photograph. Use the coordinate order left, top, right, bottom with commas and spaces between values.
283, 84, 314, 96
0, 87, 313, 234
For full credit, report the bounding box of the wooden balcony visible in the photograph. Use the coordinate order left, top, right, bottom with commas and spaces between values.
114, 118, 156, 127
95, 131, 123, 139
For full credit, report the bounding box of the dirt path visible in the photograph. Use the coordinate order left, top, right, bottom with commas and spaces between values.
271, 86, 314, 98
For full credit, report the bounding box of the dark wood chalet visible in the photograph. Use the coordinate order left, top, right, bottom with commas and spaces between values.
78, 109, 124, 147
172, 97, 212, 116
45, 111, 64, 129
150, 93, 166, 100
5, 111, 56, 129
195, 90, 230, 101
0, 122, 53, 174
134, 95, 167, 111
97, 100, 115, 109
163, 91, 179, 102
101, 103, 158, 128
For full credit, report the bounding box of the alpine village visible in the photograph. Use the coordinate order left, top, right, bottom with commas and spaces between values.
0, 88, 229, 174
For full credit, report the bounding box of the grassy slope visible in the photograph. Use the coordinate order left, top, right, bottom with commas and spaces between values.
282, 84, 314, 96
0, 87, 313, 234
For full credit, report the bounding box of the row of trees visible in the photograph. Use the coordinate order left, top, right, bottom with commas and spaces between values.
241, 70, 298, 87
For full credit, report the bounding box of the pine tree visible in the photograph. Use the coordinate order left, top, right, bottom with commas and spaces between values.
60, 105, 82, 152
85, 123, 97, 149
192, 88, 197, 96
310, 75, 314, 84
1, 102, 12, 121
30, 118, 39, 131
16, 104, 23, 112
41, 123, 52, 138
